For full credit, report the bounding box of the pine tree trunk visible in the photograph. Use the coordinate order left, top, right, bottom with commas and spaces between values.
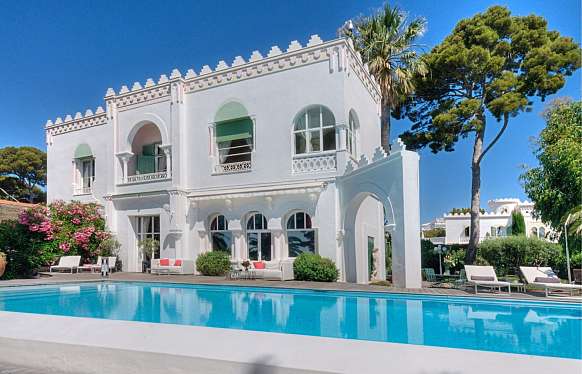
466, 126, 485, 264
381, 99, 391, 152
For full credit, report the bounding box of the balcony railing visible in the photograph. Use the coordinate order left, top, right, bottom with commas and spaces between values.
214, 160, 252, 174
73, 186, 92, 195
292, 153, 336, 174
125, 171, 169, 184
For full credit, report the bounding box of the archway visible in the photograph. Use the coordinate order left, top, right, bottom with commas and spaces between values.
128, 123, 165, 176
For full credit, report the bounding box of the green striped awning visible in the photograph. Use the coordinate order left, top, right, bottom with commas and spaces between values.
216, 117, 253, 143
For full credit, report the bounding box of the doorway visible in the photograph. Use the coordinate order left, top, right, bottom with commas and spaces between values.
246, 213, 272, 261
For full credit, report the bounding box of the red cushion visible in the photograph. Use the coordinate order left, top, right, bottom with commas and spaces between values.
253, 261, 265, 269
159, 258, 170, 266
174, 259, 182, 267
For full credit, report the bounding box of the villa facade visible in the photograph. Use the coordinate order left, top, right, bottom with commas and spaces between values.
423, 198, 554, 246
45, 35, 421, 287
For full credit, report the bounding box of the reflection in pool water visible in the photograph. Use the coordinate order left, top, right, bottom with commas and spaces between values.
0, 282, 580, 359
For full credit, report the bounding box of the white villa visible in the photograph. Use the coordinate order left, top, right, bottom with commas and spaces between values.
424, 198, 554, 245
45, 35, 421, 287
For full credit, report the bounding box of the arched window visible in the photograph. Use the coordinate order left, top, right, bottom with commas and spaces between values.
531, 227, 538, 237
214, 102, 253, 172
347, 110, 358, 158
287, 212, 316, 257
464, 226, 470, 237
293, 105, 336, 155
73, 143, 95, 195
539, 227, 546, 238
246, 213, 271, 261
210, 215, 232, 255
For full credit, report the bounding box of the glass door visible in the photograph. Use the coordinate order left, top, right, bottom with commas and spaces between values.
247, 232, 271, 261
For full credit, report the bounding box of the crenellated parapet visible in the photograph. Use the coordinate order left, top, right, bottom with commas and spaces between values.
44, 35, 382, 138
45, 107, 107, 144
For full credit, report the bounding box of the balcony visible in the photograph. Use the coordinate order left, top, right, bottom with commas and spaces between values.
73, 177, 94, 196
125, 171, 169, 184
292, 153, 337, 174
214, 160, 252, 174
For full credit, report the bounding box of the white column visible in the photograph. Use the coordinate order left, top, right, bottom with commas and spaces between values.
161, 145, 172, 177
122, 158, 129, 183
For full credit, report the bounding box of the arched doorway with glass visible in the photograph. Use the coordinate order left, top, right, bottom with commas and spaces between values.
210, 214, 233, 256
246, 213, 271, 261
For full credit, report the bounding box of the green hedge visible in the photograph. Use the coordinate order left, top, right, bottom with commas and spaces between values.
478, 236, 563, 276
293, 253, 339, 282
196, 251, 231, 276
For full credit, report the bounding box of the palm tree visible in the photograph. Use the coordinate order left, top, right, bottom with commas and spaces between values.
344, 4, 427, 151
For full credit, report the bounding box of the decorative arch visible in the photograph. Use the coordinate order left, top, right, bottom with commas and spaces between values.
338, 149, 421, 287
126, 113, 169, 149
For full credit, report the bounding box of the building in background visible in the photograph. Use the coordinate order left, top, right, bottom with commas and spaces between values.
423, 198, 554, 246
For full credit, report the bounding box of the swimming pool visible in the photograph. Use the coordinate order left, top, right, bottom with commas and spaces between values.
0, 282, 579, 359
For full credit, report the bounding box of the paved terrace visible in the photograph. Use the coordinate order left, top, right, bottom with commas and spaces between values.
1, 272, 580, 302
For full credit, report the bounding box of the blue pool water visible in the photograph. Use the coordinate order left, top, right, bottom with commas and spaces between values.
0, 282, 580, 359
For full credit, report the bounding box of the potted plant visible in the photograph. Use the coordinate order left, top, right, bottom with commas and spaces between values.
138, 238, 159, 273
0, 252, 6, 278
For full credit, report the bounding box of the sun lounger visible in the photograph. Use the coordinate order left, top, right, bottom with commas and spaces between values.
519, 266, 582, 297
49, 256, 81, 273
464, 265, 511, 294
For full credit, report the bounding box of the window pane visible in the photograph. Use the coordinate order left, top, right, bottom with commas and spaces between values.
254, 214, 262, 230
212, 232, 232, 254
323, 128, 336, 151
247, 216, 254, 230
322, 108, 335, 126
146, 217, 153, 233
295, 132, 307, 154
296, 212, 305, 229
307, 108, 321, 129
295, 113, 306, 130
287, 215, 295, 230
288, 230, 315, 257
211, 217, 218, 231
309, 130, 320, 152
305, 213, 312, 229
261, 232, 272, 261
153, 234, 161, 258
153, 216, 160, 233
248, 232, 258, 260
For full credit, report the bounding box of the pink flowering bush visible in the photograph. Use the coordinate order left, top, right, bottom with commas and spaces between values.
17, 200, 111, 264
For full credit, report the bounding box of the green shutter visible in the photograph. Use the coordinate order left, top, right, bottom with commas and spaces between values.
215, 118, 253, 143
142, 143, 156, 156
137, 155, 155, 174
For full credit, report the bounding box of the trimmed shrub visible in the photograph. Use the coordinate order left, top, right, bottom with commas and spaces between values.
293, 253, 339, 282
196, 251, 231, 276
511, 210, 526, 236
479, 236, 563, 276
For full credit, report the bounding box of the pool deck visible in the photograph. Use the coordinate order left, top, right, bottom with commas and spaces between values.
1, 273, 581, 374
1, 272, 581, 302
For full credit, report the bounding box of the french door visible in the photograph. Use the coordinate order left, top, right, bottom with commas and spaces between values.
247, 231, 272, 261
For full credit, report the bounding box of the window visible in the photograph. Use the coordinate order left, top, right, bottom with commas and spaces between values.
80, 158, 95, 188
73, 144, 95, 194
210, 215, 232, 255
136, 216, 160, 260
539, 227, 546, 238
531, 227, 538, 237
137, 143, 166, 174
287, 212, 315, 257
464, 226, 470, 237
216, 118, 253, 166
347, 110, 358, 158
293, 106, 336, 155
246, 213, 271, 261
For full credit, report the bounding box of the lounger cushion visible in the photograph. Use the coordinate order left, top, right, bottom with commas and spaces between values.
159, 258, 170, 266
174, 259, 182, 266
471, 275, 495, 281
534, 276, 560, 283
253, 261, 266, 269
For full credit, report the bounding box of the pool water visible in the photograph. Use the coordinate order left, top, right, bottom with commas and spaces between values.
0, 282, 580, 359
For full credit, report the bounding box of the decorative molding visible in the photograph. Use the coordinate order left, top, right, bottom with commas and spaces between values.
292, 154, 336, 174
44, 36, 382, 137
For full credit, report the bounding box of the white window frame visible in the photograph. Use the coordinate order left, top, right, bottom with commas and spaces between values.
246, 213, 271, 261
347, 111, 358, 158
136, 215, 161, 261
293, 106, 336, 156
210, 215, 233, 255
286, 211, 317, 257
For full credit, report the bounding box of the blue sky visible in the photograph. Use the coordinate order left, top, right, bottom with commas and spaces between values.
0, 0, 580, 222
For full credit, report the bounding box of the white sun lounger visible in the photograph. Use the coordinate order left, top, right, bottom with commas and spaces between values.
519, 266, 582, 297
49, 256, 81, 273
464, 265, 511, 294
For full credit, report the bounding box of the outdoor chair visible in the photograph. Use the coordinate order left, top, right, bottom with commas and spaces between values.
422, 268, 437, 282
464, 265, 511, 294
50, 256, 82, 273
519, 266, 582, 297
